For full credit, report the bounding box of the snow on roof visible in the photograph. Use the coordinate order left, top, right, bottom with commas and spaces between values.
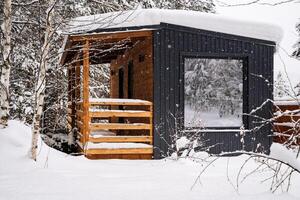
66, 9, 283, 43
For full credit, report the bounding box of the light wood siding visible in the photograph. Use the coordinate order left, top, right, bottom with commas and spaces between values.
110, 36, 153, 102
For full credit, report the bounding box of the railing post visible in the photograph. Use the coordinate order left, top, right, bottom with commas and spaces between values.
82, 40, 90, 149
75, 59, 81, 102
74, 58, 81, 145
149, 103, 153, 145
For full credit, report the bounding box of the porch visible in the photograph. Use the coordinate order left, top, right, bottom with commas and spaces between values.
63, 30, 154, 159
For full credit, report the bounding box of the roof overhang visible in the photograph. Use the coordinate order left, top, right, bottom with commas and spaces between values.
59, 29, 153, 66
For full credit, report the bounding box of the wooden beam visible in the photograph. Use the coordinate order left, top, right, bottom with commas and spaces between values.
149, 104, 153, 145
85, 154, 152, 159
89, 136, 152, 143
69, 30, 152, 42
59, 37, 72, 65
274, 115, 300, 123
82, 40, 90, 145
90, 123, 152, 130
89, 101, 152, 106
275, 105, 300, 112
75, 60, 81, 102
89, 110, 151, 118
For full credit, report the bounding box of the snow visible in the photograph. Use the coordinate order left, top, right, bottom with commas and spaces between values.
270, 143, 300, 172
1, 120, 300, 200
274, 100, 300, 106
89, 98, 150, 103
184, 129, 248, 133
176, 136, 190, 150
184, 105, 243, 127
67, 9, 283, 43
90, 108, 147, 113
90, 130, 116, 137
87, 142, 152, 149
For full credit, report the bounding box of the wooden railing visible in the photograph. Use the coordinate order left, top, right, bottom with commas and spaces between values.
74, 98, 153, 155
273, 100, 300, 145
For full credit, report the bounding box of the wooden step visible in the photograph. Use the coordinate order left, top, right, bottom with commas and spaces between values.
89, 136, 152, 143
85, 148, 153, 155
90, 123, 152, 130
89, 110, 151, 118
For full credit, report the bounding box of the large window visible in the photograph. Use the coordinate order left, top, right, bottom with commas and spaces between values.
184, 58, 243, 128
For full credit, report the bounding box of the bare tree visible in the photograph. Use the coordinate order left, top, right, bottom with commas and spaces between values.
0, 0, 12, 127
31, 0, 57, 161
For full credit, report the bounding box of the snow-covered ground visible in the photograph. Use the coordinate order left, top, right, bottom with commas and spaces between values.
184, 105, 242, 127
1, 120, 300, 200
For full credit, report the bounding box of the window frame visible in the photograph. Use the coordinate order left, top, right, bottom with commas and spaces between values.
180, 52, 249, 130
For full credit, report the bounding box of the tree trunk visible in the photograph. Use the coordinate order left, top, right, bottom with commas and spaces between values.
31, 0, 55, 161
0, 0, 12, 127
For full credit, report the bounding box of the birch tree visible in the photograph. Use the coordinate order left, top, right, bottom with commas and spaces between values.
31, 0, 56, 161
0, 0, 12, 127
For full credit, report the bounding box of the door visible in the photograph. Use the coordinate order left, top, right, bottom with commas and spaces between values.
118, 67, 124, 98
118, 67, 124, 123
127, 60, 134, 99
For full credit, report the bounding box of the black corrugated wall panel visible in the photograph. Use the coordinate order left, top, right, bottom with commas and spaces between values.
153, 23, 275, 158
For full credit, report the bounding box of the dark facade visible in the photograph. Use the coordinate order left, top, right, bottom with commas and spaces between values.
152, 23, 275, 158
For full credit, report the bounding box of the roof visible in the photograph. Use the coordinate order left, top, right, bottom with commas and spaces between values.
66, 8, 283, 43
59, 30, 152, 65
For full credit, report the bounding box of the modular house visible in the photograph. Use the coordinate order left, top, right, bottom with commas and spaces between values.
59, 9, 282, 159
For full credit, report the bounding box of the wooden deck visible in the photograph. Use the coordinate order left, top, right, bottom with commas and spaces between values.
68, 98, 153, 159
273, 99, 300, 145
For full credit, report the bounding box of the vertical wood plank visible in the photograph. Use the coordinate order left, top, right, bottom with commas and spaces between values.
149, 104, 153, 145
71, 63, 76, 130
74, 57, 81, 143
82, 40, 90, 148
67, 64, 72, 131
75, 59, 81, 102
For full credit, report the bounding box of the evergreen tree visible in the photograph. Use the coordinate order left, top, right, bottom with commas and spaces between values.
154, 0, 215, 12
274, 71, 291, 98
293, 20, 300, 96
185, 58, 243, 117
294, 82, 300, 97
293, 21, 300, 59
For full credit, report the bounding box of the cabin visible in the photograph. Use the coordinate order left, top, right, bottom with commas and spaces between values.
59, 9, 283, 159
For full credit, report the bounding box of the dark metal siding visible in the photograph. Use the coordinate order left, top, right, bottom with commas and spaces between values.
153, 23, 275, 158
